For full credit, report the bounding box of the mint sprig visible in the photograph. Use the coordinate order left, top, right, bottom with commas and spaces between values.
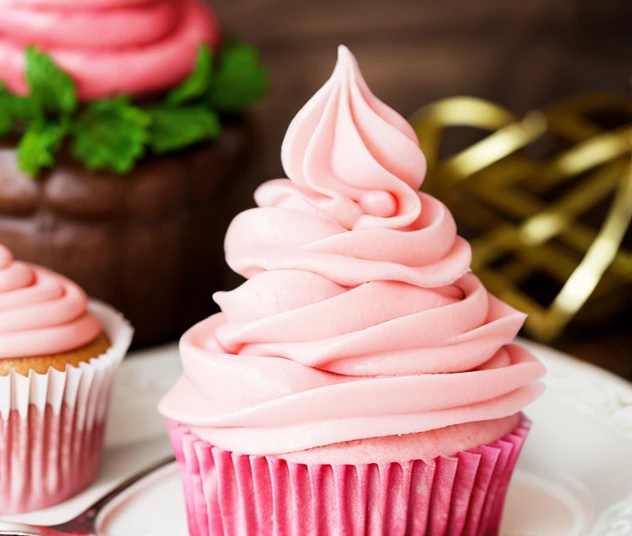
0, 83, 33, 136
0, 42, 267, 178
207, 43, 268, 112
70, 97, 151, 174
25, 46, 77, 117
17, 122, 66, 177
166, 44, 214, 106
148, 106, 220, 154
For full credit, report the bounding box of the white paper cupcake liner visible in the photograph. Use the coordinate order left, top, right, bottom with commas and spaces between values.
0, 300, 133, 514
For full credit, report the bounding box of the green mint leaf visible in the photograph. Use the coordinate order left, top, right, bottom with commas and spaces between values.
17, 122, 66, 177
25, 46, 77, 117
0, 83, 35, 135
0, 111, 11, 137
166, 44, 214, 106
148, 105, 220, 154
9, 95, 36, 121
0, 86, 17, 136
207, 43, 268, 112
70, 96, 150, 174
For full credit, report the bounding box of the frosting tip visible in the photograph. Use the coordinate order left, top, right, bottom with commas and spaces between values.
337, 44, 352, 60
336, 44, 358, 72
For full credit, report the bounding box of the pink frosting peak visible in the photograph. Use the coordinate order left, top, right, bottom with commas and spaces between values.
0, 244, 102, 359
282, 45, 426, 231
159, 47, 546, 457
0, 0, 220, 100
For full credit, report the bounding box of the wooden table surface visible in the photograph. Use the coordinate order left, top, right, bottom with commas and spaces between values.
207, 0, 632, 379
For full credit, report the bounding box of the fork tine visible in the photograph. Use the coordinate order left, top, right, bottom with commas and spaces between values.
0, 524, 66, 535
0, 530, 45, 535
49, 455, 175, 534
0, 456, 176, 536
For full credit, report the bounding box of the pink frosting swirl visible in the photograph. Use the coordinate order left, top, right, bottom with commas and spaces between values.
159, 46, 546, 456
6, 0, 152, 8
0, 244, 102, 359
0, 0, 220, 99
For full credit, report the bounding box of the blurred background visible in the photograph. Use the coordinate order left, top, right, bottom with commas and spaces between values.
1, 0, 629, 377
207, 0, 631, 180
208, 0, 632, 378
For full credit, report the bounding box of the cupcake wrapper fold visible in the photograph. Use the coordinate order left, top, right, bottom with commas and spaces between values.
167, 417, 530, 536
0, 301, 133, 515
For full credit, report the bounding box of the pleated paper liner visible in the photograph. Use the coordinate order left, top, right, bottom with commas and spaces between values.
0, 301, 133, 514
167, 416, 530, 536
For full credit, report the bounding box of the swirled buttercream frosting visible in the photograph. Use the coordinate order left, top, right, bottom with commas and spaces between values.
159, 46, 546, 456
0, 244, 102, 359
0, 0, 220, 99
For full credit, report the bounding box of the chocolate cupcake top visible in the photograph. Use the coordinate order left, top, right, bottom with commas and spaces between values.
0, 243, 102, 358
0, 0, 267, 177
159, 46, 546, 456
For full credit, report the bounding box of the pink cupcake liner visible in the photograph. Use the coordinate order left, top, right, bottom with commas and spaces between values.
167, 417, 531, 536
0, 302, 133, 515
0, 405, 105, 514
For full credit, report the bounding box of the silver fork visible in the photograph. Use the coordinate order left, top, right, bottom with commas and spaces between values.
0, 456, 176, 536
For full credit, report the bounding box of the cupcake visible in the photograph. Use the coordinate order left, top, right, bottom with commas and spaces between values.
159, 46, 546, 536
0, 243, 133, 514
0, 0, 267, 346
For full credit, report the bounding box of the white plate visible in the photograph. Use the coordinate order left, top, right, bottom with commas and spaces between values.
2, 340, 632, 535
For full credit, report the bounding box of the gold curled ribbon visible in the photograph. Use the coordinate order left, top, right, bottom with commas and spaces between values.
545, 150, 632, 339
410, 93, 632, 342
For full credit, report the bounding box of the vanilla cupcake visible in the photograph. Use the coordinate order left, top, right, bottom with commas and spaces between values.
0, 244, 132, 514
160, 47, 546, 536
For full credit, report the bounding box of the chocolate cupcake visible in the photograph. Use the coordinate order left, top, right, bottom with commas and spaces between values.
0, 0, 267, 346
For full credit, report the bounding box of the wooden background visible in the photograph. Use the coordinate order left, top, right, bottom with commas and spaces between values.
206, 0, 632, 378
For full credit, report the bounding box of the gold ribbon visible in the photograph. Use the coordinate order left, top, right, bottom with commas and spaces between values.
410, 94, 632, 342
